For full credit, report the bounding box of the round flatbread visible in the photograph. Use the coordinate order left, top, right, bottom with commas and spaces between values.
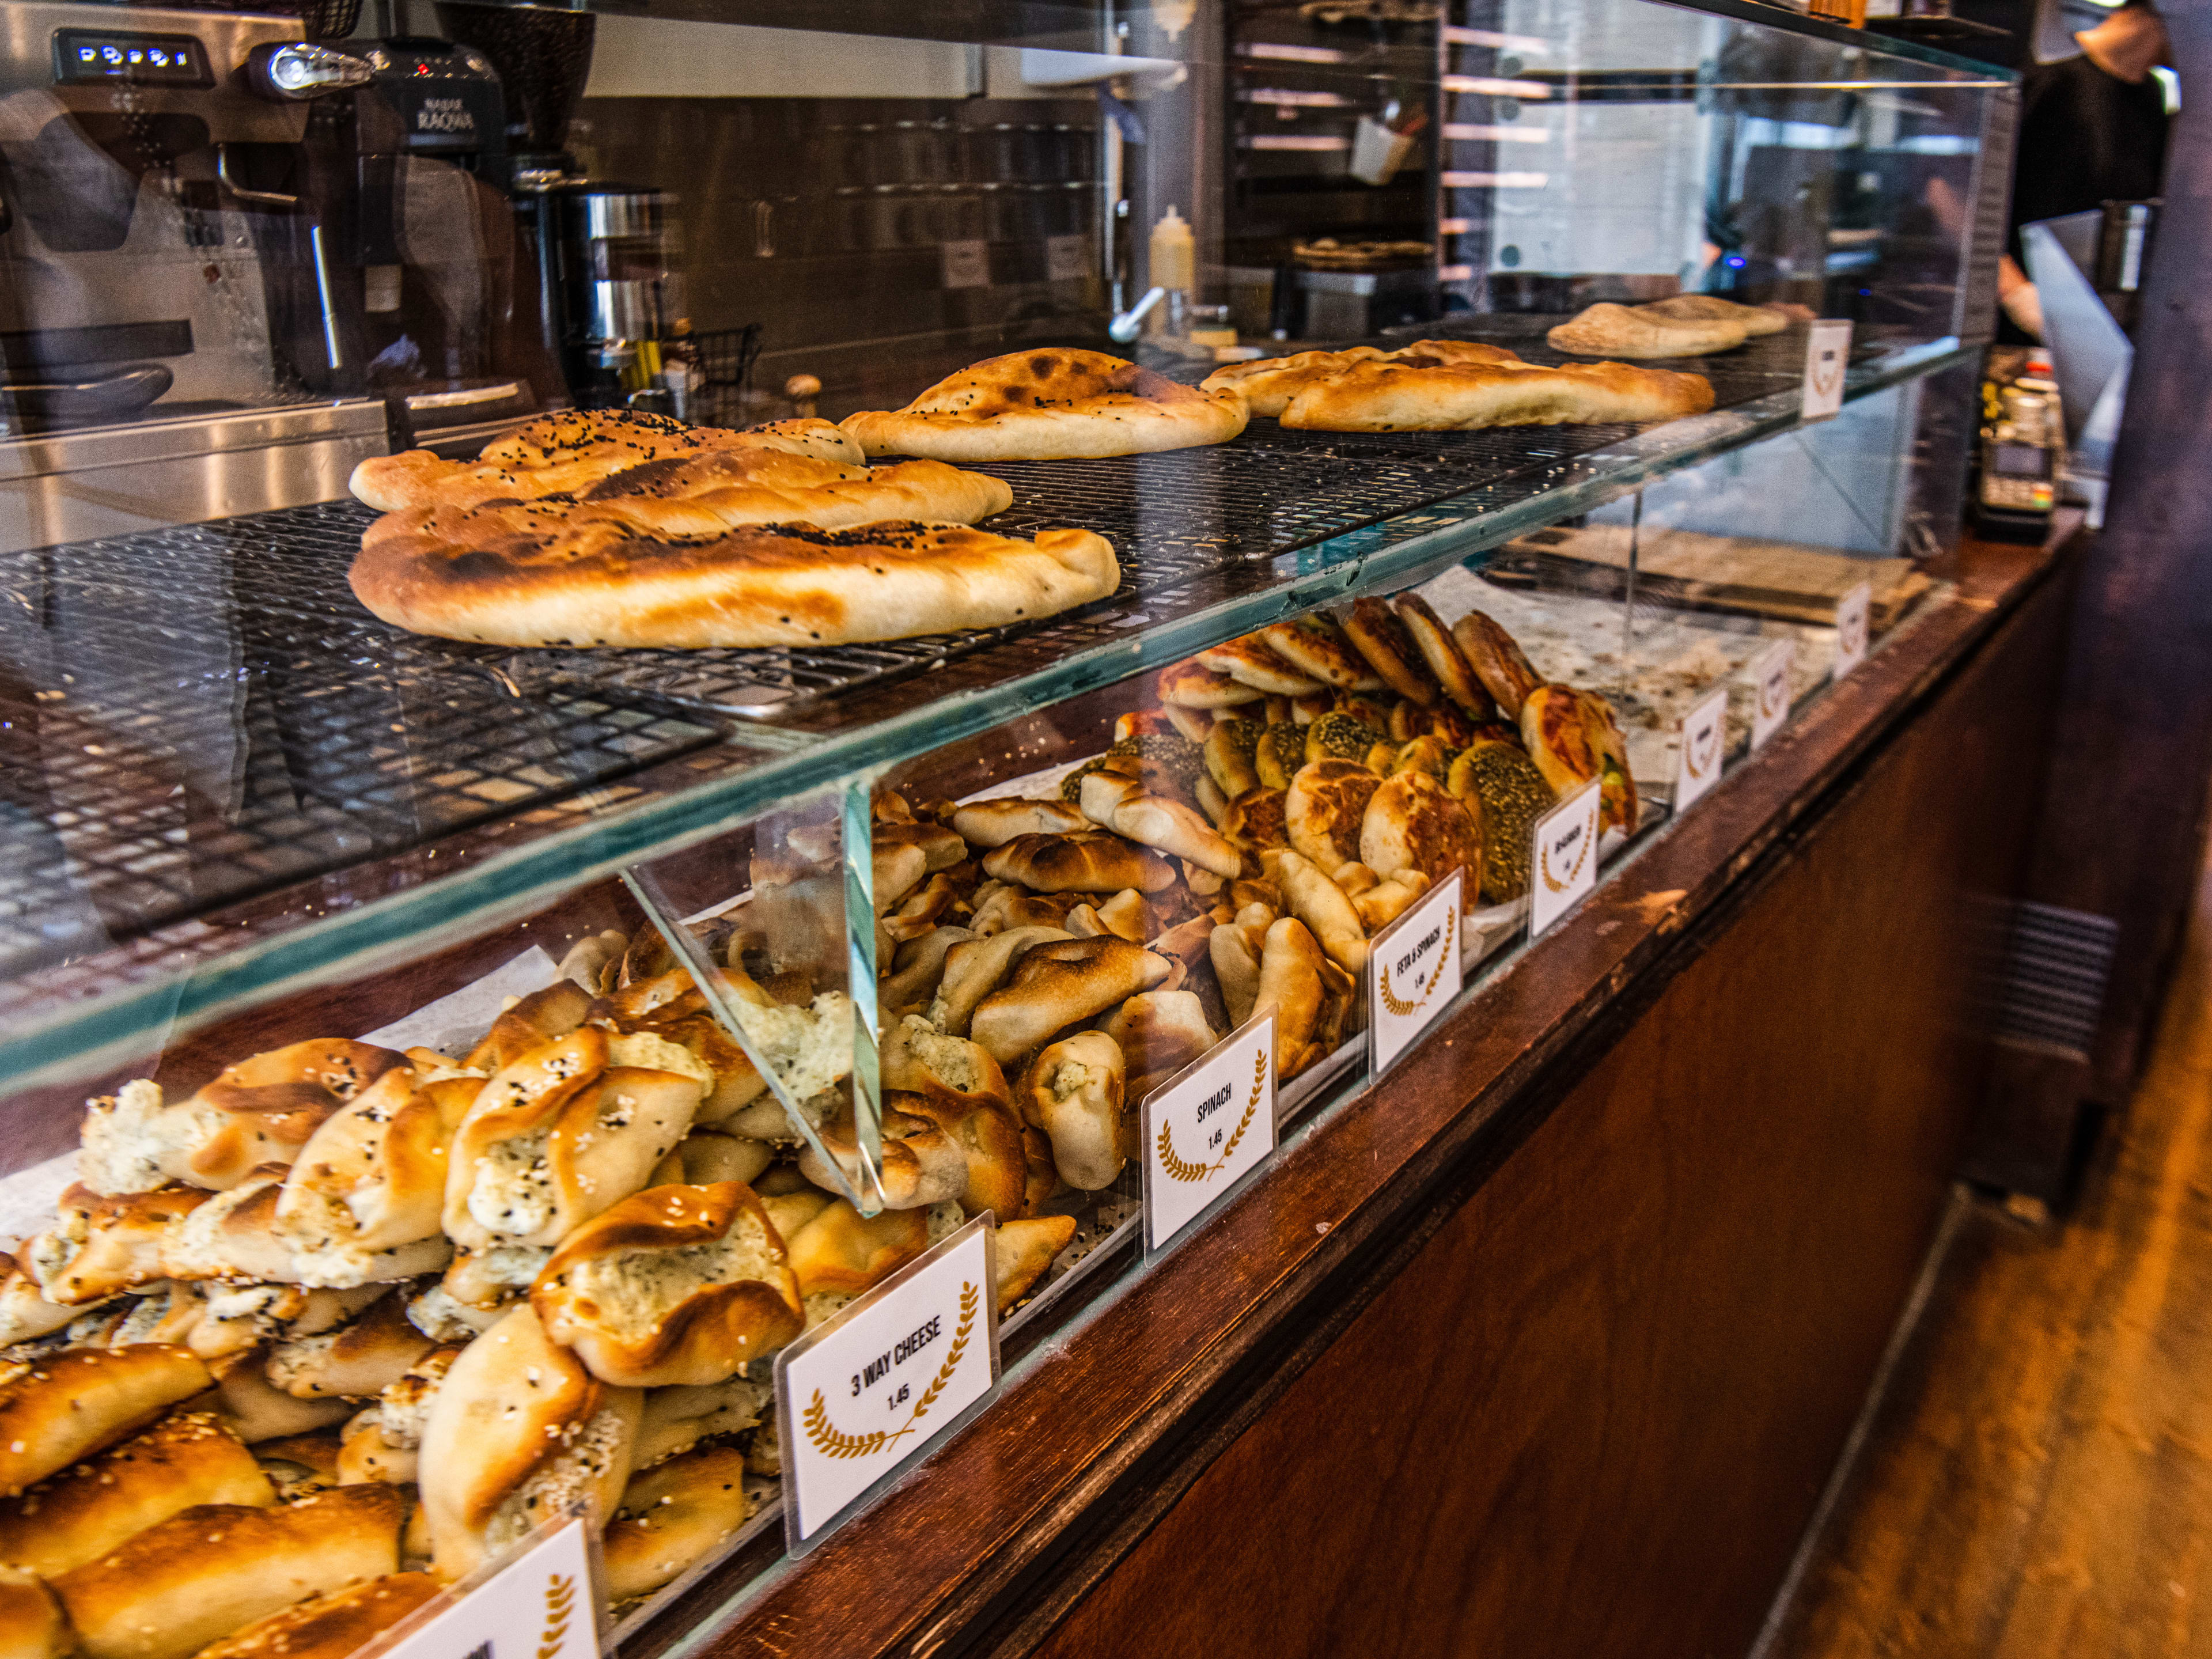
1392, 593, 1494, 717
843, 349, 1248, 460
1340, 597, 1437, 704
351, 516, 1119, 649
1545, 302, 1748, 359
1280, 357, 1714, 432
1638, 296, 1789, 338
1260, 616, 1383, 691
1200, 347, 1385, 418
349, 412, 863, 514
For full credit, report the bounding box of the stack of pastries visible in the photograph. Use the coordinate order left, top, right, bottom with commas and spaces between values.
0, 926, 1080, 1659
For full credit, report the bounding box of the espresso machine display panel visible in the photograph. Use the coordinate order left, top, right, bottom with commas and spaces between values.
51, 29, 213, 87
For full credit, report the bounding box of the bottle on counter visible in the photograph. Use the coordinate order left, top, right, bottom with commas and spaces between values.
1149, 204, 1195, 337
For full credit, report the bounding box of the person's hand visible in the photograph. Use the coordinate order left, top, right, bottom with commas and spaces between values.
1998, 255, 2044, 341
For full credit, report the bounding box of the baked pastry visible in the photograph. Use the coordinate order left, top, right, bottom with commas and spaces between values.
950, 797, 1089, 849
980, 832, 1176, 896
80, 1043, 409, 1198
1450, 610, 1545, 720
1198, 346, 1385, 416
1353, 869, 1430, 933
1195, 635, 1323, 696
24, 1184, 207, 1306
1158, 660, 1264, 710
1639, 294, 1789, 337
1445, 741, 1550, 902
1546, 301, 1748, 358
1392, 594, 1494, 717
782, 1201, 929, 1306
0, 1346, 211, 1495
1577, 688, 1639, 837
0, 1412, 270, 1577
1202, 721, 1263, 798
567, 446, 1011, 536
1219, 786, 1289, 852
462, 980, 594, 1074
929, 926, 1076, 1037
0, 1256, 78, 1348
1260, 617, 1384, 692
601, 1441, 755, 1601
994, 1215, 1078, 1313
1083, 789, 1242, 880
970, 938, 1173, 1065
1250, 919, 1327, 1080
842, 349, 1247, 461
206, 1349, 352, 1444
417, 1304, 642, 1581
1259, 850, 1367, 975
1360, 771, 1481, 893
190, 1574, 440, 1659
883, 926, 975, 1016
1017, 1031, 1129, 1190
531, 1182, 801, 1388
264, 1291, 435, 1400
442, 1028, 702, 1251
1279, 357, 1714, 432
796, 1097, 969, 1213
1340, 599, 1437, 705
631, 1376, 769, 1470
0, 1566, 67, 1659
1101, 991, 1218, 1100
50, 1484, 407, 1659
1285, 760, 1382, 872
272, 1067, 476, 1289
353, 513, 1120, 650
169, 1168, 450, 1287
349, 410, 861, 514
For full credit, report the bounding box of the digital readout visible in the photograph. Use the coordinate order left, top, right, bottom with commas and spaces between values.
52, 29, 213, 87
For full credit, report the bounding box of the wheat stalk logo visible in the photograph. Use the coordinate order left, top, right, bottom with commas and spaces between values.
801, 1281, 979, 1461
1686, 718, 1719, 780
1540, 809, 1594, 895
1156, 1048, 1265, 1183
1377, 904, 1457, 1016
539, 1573, 576, 1659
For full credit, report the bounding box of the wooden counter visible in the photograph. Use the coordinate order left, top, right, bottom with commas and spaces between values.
645, 518, 2084, 1659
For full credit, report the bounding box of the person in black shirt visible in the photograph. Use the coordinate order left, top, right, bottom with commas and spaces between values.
1999, 0, 2172, 339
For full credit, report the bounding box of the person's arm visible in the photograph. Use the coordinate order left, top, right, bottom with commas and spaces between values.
1999, 253, 2044, 340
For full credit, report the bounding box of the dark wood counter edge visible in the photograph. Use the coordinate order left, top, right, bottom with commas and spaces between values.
659, 519, 2082, 1659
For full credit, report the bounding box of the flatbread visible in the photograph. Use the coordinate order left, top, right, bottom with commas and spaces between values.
1545, 302, 1748, 358
1279, 357, 1714, 431
570, 449, 1009, 537
349, 412, 865, 514
842, 349, 1248, 460
1637, 296, 1790, 338
1202, 340, 1522, 417
350, 517, 1119, 649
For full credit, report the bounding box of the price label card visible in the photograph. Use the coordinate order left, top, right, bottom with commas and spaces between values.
1367, 868, 1465, 1075
1751, 638, 1796, 751
777, 1216, 999, 1550
378, 1517, 599, 1659
1802, 319, 1852, 421
1675, 685, 1729, 812
1141, 1012, 1277, 1253
1046, 233, 1089, 282
1832, 580, 1872, 680
1529, 782, 1601, 937
940, 239, 990, 290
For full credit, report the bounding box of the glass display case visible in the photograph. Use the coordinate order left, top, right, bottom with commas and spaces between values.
0, 0, 2012, 1651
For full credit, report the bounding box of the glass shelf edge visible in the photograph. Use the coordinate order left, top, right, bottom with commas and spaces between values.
1650, 0, 2019, 79
0, 337, 1976, 1098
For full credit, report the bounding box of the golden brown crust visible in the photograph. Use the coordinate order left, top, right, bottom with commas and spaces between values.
1520, 685, 1600, 797
842, 350, 1247, 460
190, 1573, 440, 1659
1450, 610, 1546, 721
1195, 635, 1324, 696
1546, 301, 1748, 358
1198, 347, 1386, 417
980, 832, 1177, 896
1279, 357, 1714, 432
348, 411, 859, 514
1219, 786, 1288, 853
1359, 771, 1480, 892
0, 1347, 211, 1496
783, 1202, 929, 1300
601, 1444, 753, 1603
350, 516, 1119, 651
993, 1216, 1077, 1313
971, 938, 1173, 1065
191, 1044, 411, 1168
26, 1184, 208, 1306
51, 1486, 406, 1659
1259, 617, 1382, 692
0, 1412, 270, 1578
1285, 760, 1382, 872
1157, 660, 1263, 710
1392, 594, 1495, 718
0, 1565, 67, 1659
532, 1183, 802, 1388
1340, 598, 1437, 705
1638, 294, 1789, 336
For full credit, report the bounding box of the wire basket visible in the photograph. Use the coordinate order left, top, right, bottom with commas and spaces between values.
683, 324, 762, 427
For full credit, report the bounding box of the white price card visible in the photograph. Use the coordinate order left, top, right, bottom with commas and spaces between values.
1674, 685, 1729, 812
777, 1216, 999, 1550
1801, 319, 1851, 421
377, 1517, 599, 1659
1141, 1012, 1277, 1253
1832, 580, 1872, 680
1367, 867, 1465, 1075
1751, 638, 1796, 751
1529, 782, 1601, 937
941, 239, 990, 290
1046, 233, 1089, 282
